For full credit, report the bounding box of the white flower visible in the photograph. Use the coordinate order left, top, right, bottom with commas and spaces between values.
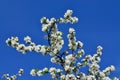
97, 51, 102, 56
37, 70, 43, 76
86, 55, 92, 60
77, 41, 83, 48
40, 46, 46, 55
43, 67, 48, 72
26, 46, 33, 52
56, 31, 62, 36
11, 40, 18, 48
30, 42, 36, 46
79, 73, 86, 80
68, 42, 73, 49
65, 54, 76, 63
41, 17, 46, 23
41, 17, 49, 24
59, 18, 64, 23
99, 72, 105, 78
69, 28, 75, 33
97, 45, 103, 52
56, 43, 62, 50
64, 10, 73, 18
77, 62, 82, 67
18, 69, 24, 76
11, 37, 18, 41
11, 75, 17, 79
64, 65, 70, 71
49, 67, 56, 73
51, 57, 57, 63
6, 38, 11, 45
42, 25, 48, 32
65, 59, 71, 65
86, 75, 94, 80
6, 77, 11, 80
24, 36, 31, 43
92, 55, 101, 63
53, 48, 58, 55
72, 17, 78, 22
16, 44, 26, 54
89, 63, 100, 71
50, 72, 56, 78
77, 49, 85, 58
34, 45, 41, 52
60, 75, 65, 79
50, 18, 56, 22
110, 65, 115, 71
66, 74, 76, 80
57, 69, 61, 73
30, 69, 36, 76
61, 40, 64, 45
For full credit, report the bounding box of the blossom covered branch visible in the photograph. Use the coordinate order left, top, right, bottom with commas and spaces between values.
5, 10, 119, 80
1, 69, 23, 80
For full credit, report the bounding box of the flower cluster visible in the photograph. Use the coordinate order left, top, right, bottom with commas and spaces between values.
1, 69, 23, 80
5, 10, 119, 80
32, 45, 118, 80
6, 36, 49, 55
41, 17, 64, 56
59, 10, 78, 23
30, 67, 63, 79
68, 28, 83, 50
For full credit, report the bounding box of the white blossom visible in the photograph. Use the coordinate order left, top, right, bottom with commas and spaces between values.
77, 49, 85, 58
60, 75, 65, 80
24, 36, 31, 43
37, 70, 43, 76
43, 67, 48, 72
66, 74, 76, 80
97, 45, 103, 52
42, 25, 48, 32
69, 28, 75, 33
49, 67, 56, 73
26, 46, 33, 52
51, 57, 57, 63
34, 45, 41, 52
77, 41, 83, 48
40, 46, 46, 55
110, 65, 115, 71
40, 17, 49, 24
30, 69, 36, 76
64, 10, 73, 18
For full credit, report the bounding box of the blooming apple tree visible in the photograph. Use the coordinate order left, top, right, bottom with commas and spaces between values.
2, 10, 119, 80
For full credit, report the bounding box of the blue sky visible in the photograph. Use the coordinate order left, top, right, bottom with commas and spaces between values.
0, 0, 120, 79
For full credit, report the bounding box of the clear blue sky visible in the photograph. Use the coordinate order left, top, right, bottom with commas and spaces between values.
0, 0, 120, 79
